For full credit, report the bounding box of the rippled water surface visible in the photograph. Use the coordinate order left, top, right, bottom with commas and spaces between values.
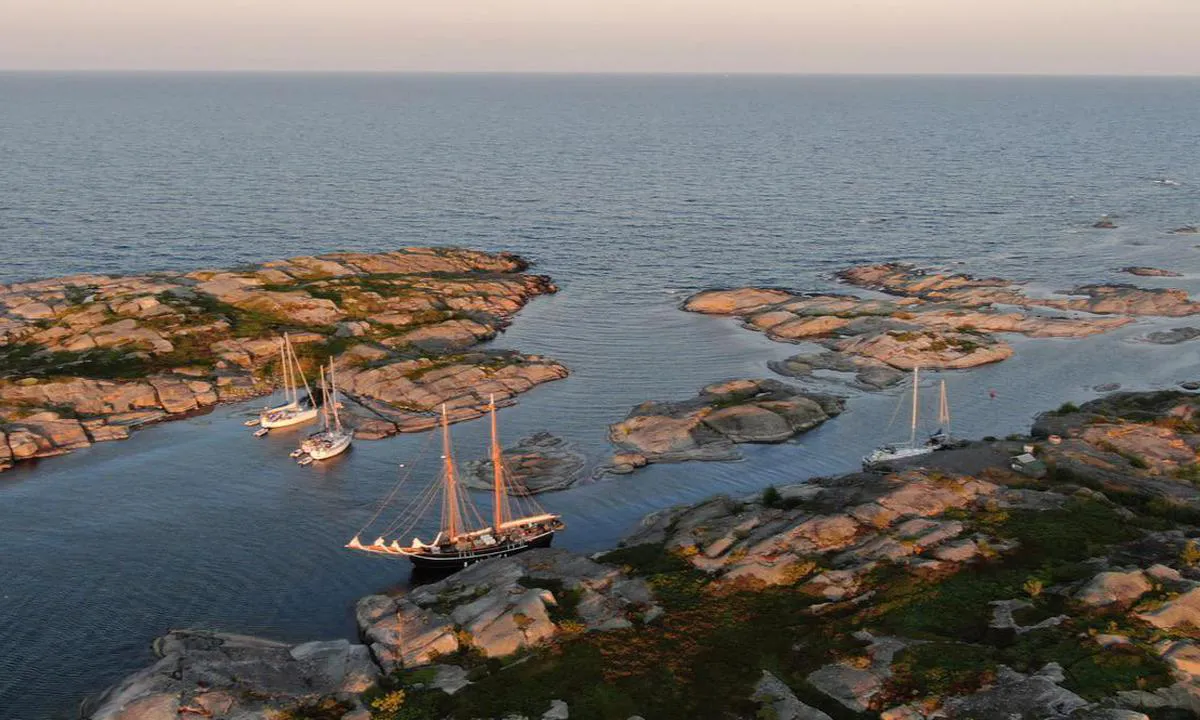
2, 74, 1200, 719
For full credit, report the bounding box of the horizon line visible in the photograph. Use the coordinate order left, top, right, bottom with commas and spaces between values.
2, 69, 1199, 78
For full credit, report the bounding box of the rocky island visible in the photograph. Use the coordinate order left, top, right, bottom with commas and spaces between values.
88, 389, 1200, 719
0, 248, 567, 473
605, 378, 844, 473
684, 263, 1200, 381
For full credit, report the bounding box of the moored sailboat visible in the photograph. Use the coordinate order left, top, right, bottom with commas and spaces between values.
296, 362, 353, 462
258, 333, 320, 430
345, 396, 564, 570
862, 367, 952, 470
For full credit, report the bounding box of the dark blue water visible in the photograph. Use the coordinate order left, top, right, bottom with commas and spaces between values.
2, 74, 1200, 720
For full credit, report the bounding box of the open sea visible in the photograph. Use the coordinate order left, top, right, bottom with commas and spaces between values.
1, 74, 1200, 719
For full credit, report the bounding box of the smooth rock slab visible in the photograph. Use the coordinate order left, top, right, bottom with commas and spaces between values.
357, 549, 659, 671
608, 379, 843, 468
753, 670, 833, 720
1075, 569, 1152, 608
941, 664, 1087, 720
83, 631, 377, 720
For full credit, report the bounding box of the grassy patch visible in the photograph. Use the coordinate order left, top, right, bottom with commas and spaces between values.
884, 642, 998, 702
440, 543, 823, 720
870, 501, 1136, 641
268, 698, 353, 720
0, 344, 152, 380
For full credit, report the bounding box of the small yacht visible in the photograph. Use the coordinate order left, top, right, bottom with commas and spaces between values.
257, 333, 320, 431
863, 367, 952, 470
296, 362, 352, 462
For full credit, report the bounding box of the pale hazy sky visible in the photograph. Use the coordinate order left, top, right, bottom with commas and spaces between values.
2, 0, 1199, 74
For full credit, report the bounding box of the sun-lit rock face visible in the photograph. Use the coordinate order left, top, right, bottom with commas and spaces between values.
621, 467, 1000, 589
0, 247, 566, 473
356, 549, 660, 672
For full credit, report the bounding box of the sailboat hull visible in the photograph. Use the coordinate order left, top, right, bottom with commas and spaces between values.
305, 433, 352, 460
261, 406, 319, 428
404, 529, 556, 571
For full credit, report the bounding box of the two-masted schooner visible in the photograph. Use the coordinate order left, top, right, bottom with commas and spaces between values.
294, 361, 353, 463
345, 396, 564, 570
255, 333, 320, 432
862, 366, 952, 469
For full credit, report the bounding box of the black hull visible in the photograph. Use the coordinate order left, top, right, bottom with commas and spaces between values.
407, 531, 556, 573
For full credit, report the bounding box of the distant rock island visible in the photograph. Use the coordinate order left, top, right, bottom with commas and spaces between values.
86, 389, 1200, 719
0, 248, 566, 473
684, 263, 1200, 377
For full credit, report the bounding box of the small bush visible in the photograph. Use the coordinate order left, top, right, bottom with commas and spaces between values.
1023, 577, 1044, 599
1181, 541, 1200, 567
761, 485, 783, 509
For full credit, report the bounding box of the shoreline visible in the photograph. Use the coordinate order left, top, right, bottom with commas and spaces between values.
83, 387, 1200, 720
0, 247, 566, 475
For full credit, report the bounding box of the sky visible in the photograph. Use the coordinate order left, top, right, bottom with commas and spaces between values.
1, 0, 1199, 74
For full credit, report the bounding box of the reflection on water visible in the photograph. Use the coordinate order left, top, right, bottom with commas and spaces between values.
1, 74, 1199, 718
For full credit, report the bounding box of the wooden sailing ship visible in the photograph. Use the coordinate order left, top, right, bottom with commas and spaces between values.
345, 396, 564, 570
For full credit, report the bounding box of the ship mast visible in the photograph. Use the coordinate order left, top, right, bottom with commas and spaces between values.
489, 394, 509, 533
909, 365, 920, 446
440, 405, 461, 541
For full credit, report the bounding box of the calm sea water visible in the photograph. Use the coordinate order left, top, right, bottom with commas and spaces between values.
2, 74, 1200, 719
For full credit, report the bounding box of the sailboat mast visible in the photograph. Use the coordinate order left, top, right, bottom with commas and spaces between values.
490, 395, 505, 533
279, 336, 293, 404
319, 366, 330, 429
290, 337, 314, 406
441, 405, 460, 541
939, 379, 950, 434
329, 362, 342, 432
910, 366, 920, 446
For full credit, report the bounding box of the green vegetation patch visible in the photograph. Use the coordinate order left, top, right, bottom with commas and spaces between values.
0, 344, 153, 380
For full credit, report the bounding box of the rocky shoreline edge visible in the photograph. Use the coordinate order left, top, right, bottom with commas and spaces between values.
84, 389, 1200, 720
0, 247, 567, 474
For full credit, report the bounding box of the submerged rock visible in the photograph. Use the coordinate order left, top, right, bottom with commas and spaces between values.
1145, 327, 1200, 345
1122, 266, 1183, 277
464, 432, 588, 495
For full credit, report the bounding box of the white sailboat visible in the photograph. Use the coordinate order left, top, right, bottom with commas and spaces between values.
346, 395, 564, 571
258, 333, 320, 430
862, 367, 952, 470
297, 362, 353, 462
